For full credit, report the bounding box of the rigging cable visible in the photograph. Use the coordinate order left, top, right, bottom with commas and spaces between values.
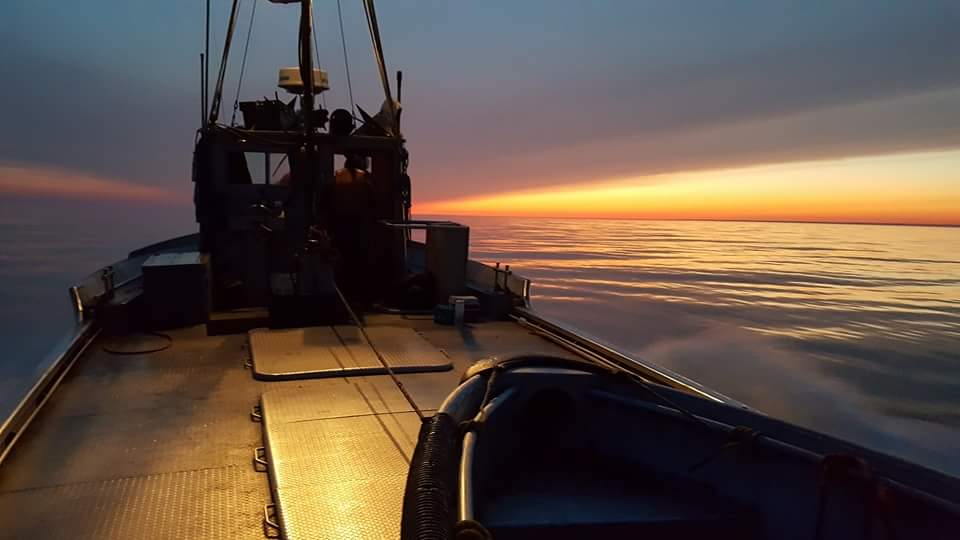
361, 0, 397, 123
333, 283, 426, 422
336, 0, 356, 115
231, 0, 258, 126
209, 0, 242, 125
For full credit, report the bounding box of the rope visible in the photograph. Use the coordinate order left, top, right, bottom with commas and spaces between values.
336, 0, 356, 114
231, 0, 258, 126
333, 283, 425, 421
459, 367, 500, 433
102, 332, 173, 355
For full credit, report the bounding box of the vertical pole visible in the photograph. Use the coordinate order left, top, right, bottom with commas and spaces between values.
299, 0, 316, 228
395, 70, 402, 135
204, 0, 210, 128
300, 0, 315, 133
200, 53, 206, 128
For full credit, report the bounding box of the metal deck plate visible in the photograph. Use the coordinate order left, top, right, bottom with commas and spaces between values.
258, 378, 415, 423
0, 387, 261, 491
260, 386, 421, 539
250, 326, 452, 380
0, 466, 266, 540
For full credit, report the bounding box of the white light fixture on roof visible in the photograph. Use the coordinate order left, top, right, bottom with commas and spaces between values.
278, 67, 330, 94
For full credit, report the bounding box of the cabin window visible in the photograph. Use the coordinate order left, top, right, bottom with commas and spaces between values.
243, 152, 289, 184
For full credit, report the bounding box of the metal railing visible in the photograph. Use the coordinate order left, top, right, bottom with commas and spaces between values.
510, 306, 747, 407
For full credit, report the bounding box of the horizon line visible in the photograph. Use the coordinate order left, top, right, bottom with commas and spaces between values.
413, 213, 960, 229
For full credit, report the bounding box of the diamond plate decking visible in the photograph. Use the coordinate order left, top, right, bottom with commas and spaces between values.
260, 387, 422, 540
0, 314, 572, 539
0, 466, 265, 540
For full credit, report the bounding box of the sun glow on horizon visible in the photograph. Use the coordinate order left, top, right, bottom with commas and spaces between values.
415, 150, 960, 226
0, 162, 189, 205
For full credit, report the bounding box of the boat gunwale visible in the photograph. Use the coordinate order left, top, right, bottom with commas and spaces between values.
0, 319, 100, 467
510, 306, 742, 406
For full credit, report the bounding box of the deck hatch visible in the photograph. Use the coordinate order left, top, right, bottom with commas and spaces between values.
259, 387, 422, 539
249, 325, 452, 380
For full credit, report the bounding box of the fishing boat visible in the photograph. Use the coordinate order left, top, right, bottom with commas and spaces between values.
1, 1, 958, 538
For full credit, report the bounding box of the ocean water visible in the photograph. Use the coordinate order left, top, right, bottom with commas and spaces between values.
461, 216, 960, 475
1, 211, 958, 475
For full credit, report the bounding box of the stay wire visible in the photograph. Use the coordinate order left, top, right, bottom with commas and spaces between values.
336, 0, 356, 115
231, 0, 258, 126
333, 284, 425, 421
209, 0, 242, 124
361, 0, 396, 122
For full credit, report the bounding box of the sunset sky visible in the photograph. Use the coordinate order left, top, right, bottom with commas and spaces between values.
2, 1, 959, 225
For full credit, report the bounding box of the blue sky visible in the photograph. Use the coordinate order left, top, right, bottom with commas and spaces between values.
1, 1, 958, 218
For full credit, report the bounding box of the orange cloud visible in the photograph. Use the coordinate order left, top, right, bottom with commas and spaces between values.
0, 162, 189, 205
416, 150, 960, 226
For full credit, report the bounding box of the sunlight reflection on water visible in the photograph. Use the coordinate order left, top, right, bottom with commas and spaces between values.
457, 216, 960, 475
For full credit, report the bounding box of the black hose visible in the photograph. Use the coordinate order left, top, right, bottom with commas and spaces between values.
401, 413, 461, 540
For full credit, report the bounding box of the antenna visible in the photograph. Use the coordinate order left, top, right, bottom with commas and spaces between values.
396, 70, 402, 134
200, 53, 206, 128
397, 70, 402, 103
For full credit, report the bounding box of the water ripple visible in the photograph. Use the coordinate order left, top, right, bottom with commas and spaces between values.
455, 216, 960, 474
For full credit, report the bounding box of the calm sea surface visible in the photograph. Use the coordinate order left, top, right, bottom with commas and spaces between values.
1, 214, 958, 474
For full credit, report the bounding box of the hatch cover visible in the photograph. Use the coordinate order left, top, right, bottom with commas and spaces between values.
249, 326, 452, 380
259, 386, 421, 539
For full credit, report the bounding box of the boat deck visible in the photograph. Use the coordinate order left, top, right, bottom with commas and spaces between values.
0, 314, 571, 539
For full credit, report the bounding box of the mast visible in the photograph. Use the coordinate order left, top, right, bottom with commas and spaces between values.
204, 0, 210, 128
299, 0, 315, 134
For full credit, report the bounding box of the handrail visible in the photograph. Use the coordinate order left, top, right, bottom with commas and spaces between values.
511, 307, 746, 407
380, 219, 462, 229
